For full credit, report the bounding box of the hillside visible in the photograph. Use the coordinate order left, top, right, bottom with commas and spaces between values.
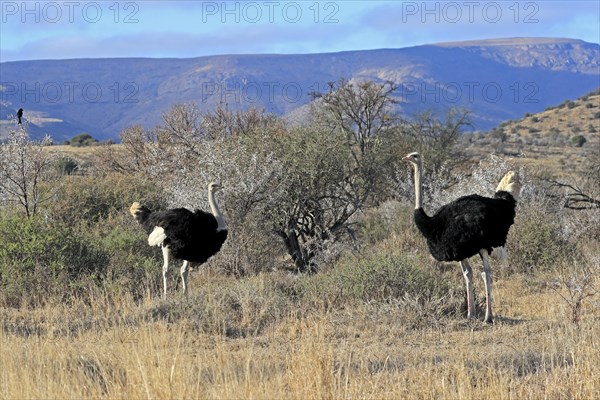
464, 88, 600, 174
1, 37, 598, 142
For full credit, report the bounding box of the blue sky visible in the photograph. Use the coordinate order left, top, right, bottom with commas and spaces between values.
1, 1, 599, 61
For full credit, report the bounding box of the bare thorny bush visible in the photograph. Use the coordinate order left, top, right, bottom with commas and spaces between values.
537, 153, 600, 323
0, 124, 58, 217
552, 250, 599, 324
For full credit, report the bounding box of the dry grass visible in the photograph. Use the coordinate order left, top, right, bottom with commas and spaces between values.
1, 272, 598, 399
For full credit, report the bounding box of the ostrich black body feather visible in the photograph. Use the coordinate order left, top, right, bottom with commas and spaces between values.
133, 205, 228, 264
414, 191, 517, 262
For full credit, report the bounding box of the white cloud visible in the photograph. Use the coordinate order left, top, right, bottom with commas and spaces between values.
1, 0, 598, 61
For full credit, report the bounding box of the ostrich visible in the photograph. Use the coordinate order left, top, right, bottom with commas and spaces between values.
17, 108, 23, 125
403, 152, 519, 323
130, 182, 228, 299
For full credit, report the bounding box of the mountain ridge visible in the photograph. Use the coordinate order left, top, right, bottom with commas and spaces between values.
1, 37, 598, 141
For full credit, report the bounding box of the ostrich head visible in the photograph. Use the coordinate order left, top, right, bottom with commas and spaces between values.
402, 152, 421, 166
129, 202, 142, 217
208, 182, 223, 192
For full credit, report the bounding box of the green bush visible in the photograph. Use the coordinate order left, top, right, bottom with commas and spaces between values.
570, 135, 586, 147
69, 133, 98, 147
45, 174, 165, 225
0, 171, 170, 305
54, 157, 79, 175
301, 250, 461, 315
0, 214, 109, 306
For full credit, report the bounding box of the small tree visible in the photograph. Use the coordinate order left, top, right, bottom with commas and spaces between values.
201, 104, 281, 139
398, 108, 471, 173
70, 133, 98, 147
570, 135, 586, 147
310, 78, 399, 157
0, 127, 55, 217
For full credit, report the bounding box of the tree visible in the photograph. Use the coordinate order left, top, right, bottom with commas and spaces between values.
311, 78, 399, 157
570, 135, 587, 147
541, 148, 599, 211
398, 108, 472, 173
106, 89, 470, 273
268, 124, 369, 272
201, 104, 281, 139
70, 133, 98, 147
0, 128, 55, 217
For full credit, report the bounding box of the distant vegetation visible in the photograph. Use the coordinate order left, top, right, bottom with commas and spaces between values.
465, 88, 600, 170
67, 133, 98, 147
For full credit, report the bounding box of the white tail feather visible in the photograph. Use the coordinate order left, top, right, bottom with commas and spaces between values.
496, 171, 520, 200
148, 226, 167, 247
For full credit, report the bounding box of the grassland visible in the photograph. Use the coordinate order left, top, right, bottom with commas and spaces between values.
1, 268, 598, 399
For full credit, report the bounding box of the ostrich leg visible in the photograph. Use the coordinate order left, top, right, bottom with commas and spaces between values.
460, 259, 477, 318
180, 261, 190, 297
480, 250, 494, 323
161, 246, 170, 299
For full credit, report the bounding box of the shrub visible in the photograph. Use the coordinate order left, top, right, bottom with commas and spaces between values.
54, 157, 79, 175
46, 174, 165, 225
358, 201, 414, 244
570, 135, 586, 147
70, 133, 98, 147
506, 202, 572, 275
547, 127, 561, 141
94, 225, 162, 301
0, 213, 109, 306
302, 250, 461, 315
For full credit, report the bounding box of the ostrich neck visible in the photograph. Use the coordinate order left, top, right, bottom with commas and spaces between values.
208, 190, 227, 231
413, 164, 423, 210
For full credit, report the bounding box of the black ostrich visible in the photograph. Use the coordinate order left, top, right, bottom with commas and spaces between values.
403, 152, 520, 323
17, 108, 23, 125
130, 182, 228, 299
